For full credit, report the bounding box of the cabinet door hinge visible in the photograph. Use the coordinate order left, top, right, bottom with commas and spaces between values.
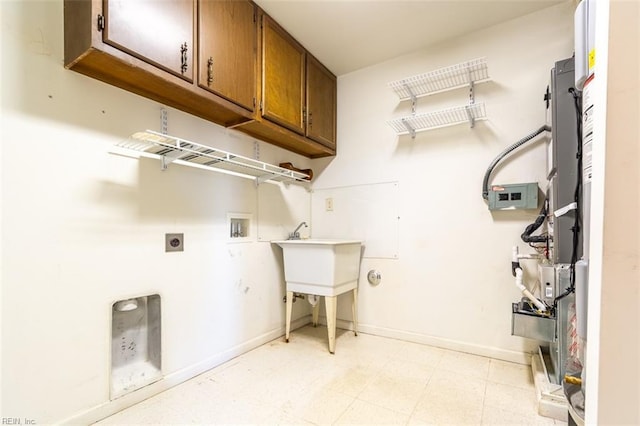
97, 14, 105, 32
253, 97, 256, 109
259, 100, 263, 112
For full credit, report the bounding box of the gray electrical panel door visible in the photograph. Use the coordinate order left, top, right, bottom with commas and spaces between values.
550, 57, 581, 264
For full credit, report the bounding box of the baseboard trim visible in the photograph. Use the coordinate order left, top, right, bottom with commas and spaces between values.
60, 315, 311, 425
333, 318, 532, 365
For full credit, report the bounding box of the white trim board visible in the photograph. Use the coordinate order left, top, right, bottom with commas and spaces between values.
332, 318, 532, 365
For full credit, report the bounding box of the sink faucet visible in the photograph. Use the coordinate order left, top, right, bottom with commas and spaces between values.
288, 221, 308, 240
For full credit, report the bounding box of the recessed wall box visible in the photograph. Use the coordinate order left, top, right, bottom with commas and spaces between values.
488, 182, 538, 210
227, 213, 253, 242
111, 294, 162, 399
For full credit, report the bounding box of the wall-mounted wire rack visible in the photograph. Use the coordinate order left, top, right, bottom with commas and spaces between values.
388, 58, 490, 101
387, 58, 490, 137
387, 103, 487, 136
111, 130, 311, 185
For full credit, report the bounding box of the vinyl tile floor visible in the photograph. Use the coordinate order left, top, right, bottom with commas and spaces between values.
96, 325, 568, 425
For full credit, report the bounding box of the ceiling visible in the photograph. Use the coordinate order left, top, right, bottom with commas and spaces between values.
253, 0, 565, 75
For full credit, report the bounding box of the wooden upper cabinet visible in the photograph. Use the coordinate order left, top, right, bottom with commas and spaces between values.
64, 0, 336, 157
261, 14, 305, 135
198, 0, 257, 112
103, 0, 194, 81
306, 55, 337, 149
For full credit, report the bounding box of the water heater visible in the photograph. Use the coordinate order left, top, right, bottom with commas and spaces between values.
574, 0, 596, 89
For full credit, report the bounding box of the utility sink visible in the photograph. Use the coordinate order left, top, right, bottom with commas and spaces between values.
272, 239, 363, 353
271, 239, 362, 296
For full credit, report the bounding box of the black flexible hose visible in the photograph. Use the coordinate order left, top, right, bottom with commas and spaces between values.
482, 125, 551, 200
521, 199, 549, 243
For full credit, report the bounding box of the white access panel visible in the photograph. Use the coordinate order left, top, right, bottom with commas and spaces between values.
311, 182, 400, 259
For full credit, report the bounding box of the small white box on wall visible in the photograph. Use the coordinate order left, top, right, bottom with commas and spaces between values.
227, 212, 254, 243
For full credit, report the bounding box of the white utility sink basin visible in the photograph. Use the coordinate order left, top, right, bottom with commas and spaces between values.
272, 239, 363, 353
271, 239, 362, 296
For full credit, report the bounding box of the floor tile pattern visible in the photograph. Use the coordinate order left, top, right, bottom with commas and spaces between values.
97, 326, 568, 425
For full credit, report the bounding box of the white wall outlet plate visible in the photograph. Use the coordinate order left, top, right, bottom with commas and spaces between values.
325, 197, 334, 211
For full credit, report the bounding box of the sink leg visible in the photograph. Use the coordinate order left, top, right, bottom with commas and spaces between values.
285, 291, 293, 343
325, 296, 337, 354
312, 299, 320, 327
352, 288, 358, 336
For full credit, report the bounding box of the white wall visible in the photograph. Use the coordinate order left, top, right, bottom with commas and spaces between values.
0, 1, 313, 423
311, 2, 575, 361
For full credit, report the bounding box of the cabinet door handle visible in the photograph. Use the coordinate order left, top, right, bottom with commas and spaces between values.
180, 42, 188, 74
207, 57, 214, 86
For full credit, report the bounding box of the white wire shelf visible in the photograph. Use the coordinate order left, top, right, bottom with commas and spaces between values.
386, 103, 487, 136
388, 58, 490, 101
112, 130, 311, 184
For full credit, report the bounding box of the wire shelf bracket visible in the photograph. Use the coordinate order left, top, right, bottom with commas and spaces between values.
402, 83, 418, 115
111, 130, 311, 186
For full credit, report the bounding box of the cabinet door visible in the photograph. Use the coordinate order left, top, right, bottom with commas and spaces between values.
198, 0, 256, 112
103, 0, 194, 81
261, 15, 305, 135
306, 55, 336, 149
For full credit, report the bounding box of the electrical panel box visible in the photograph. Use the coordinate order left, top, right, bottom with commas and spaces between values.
488, 183, 538, 210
